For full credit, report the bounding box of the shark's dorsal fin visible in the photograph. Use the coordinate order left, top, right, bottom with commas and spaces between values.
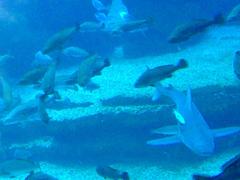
186, 88, 192, 110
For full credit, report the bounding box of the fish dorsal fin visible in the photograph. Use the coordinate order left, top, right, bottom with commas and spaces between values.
186, 88, 192, 110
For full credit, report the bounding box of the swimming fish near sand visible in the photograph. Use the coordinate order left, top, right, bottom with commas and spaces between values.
40, 59, 58, 97
96, 166, 129, 180
42, 24, 80, 54
134, 59, 188, 88
193, 153, 240, 179
0, 159, 40, 178
168, 14, 224, 43
18, 66, 48, 86
233, 51, 240, 80
66, 55, 110, 89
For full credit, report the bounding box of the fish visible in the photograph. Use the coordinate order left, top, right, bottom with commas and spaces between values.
1, 99, 38, 125
62, 46, 89, 58
116, 17, 154, 33
148, 85, 240, 156
168, 14, 224, 43
40, 59, 58, 97
33, 51, 53, 66
25, 171, 58, 180
227, 3, 240, 22
96, 166, 129, 180
0, 159, 40, 178
66, 55, 110, 88
42, 24, 80, 54
233, 51, 240, 80
92, 0, 106, 11
18, 66, 48, 86
134, 59, 188, 88
193, 153, 240, 179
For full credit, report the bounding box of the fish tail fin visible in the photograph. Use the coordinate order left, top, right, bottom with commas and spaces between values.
121, 172, 130, 180
213, 13, 225, 24
176, 59, 188, 69
192, 175, 215, 180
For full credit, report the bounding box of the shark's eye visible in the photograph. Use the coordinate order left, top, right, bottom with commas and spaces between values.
173, 109, 185, 124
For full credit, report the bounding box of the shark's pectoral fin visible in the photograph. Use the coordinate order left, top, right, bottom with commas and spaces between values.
213, 126, 240, 138
151, 125, 178, 135
147, 135, 180, 146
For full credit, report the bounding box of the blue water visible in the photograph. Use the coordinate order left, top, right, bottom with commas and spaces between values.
0, 0, 240, 179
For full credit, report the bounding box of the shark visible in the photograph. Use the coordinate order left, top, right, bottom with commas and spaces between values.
147, 85, 240, 156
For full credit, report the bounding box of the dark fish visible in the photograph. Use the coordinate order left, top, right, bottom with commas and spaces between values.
42, 24, 80, 54
134, 59, 188, 88
118, 17, 154, 33
96, 166, 129, 180
25, 171, 58, 180
18, 66, 48, 86
193, 153, 240, 180
233, 51, 240, 80
66, 55, 110, 88
168, 14, 224, 43
41, 59, 58, 96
